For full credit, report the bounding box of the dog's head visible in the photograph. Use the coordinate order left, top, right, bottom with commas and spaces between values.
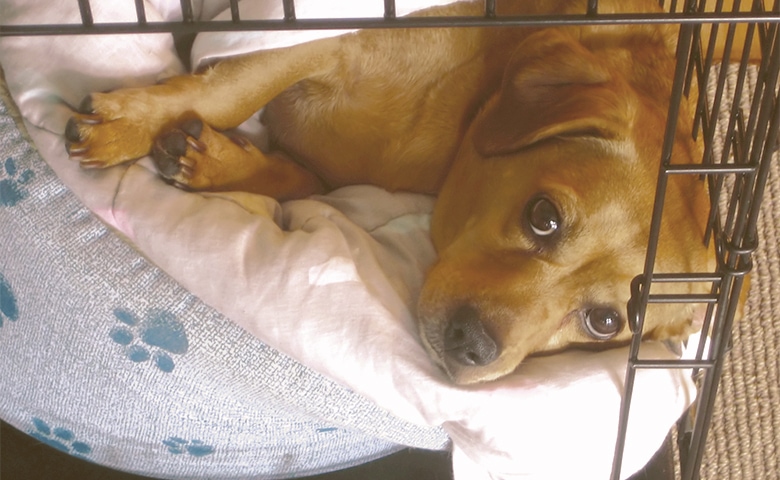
419, 28, 712, 384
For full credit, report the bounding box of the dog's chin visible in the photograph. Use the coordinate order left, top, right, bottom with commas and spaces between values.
443, 361, 517, 385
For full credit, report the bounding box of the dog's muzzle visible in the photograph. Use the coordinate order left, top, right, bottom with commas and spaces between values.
443, 305, 500, 366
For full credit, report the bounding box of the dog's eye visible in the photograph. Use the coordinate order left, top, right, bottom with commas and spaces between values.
525, 197, 560, 237
582, 307, 622, 340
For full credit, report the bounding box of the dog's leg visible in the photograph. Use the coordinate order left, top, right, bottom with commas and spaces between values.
65, 37, 343, 170
151, 116, 324, 200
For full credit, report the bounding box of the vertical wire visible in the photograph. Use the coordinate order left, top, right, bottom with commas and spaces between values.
485, 0, 496, 18
229, 0, 240, 22
684, 11, 779, 480
180, 0, 194, 22
384, 0, 396, 19
742, 21, 779, 239
77, 0, 93, 26
683, 270, 749, 479
134, 0, 147, 24
283, 0, 296, 20
611, 20, 697, 480
684, 0, 708, 97
697, 0, 730, 157
704, 19, 756, 245
696, 1, 741, 370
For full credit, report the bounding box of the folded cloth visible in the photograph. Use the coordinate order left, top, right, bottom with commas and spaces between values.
0, 0, 696, 478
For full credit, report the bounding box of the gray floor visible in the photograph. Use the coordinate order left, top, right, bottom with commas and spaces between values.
2, 419, 674, 480
0, 420, 453, 480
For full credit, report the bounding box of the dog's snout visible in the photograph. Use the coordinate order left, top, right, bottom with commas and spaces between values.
443, 305, 499, 366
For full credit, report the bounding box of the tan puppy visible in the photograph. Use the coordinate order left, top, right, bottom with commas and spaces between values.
66, 0, 718, 384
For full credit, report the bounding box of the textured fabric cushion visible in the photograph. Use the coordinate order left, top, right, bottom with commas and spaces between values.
0, 95, 449, 479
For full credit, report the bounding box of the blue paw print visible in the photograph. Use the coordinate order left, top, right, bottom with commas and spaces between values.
109, 308, 188, 372
0, 272, 19, 327
29, 418, 92, 458
163, 437, 215, 457
0, 157, 34, 207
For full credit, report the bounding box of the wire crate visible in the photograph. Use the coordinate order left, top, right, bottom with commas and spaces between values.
1, 1, 778, 479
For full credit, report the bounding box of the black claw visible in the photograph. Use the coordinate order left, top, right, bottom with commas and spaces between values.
65, 117, 81, 143
180, 118, 204, 139
78, 95, 94, 114
152, 131, 187, 177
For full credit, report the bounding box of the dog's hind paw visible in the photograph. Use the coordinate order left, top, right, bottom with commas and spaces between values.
152, 119, 205, 189
151, 117, 264, 192
151, 116, 324, 199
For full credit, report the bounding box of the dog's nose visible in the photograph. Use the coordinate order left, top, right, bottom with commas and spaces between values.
443, 305, 499, 366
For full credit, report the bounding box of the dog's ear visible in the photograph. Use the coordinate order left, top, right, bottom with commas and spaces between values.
474, 29, 634, 157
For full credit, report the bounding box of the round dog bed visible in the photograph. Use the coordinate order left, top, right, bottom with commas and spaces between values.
0, 1, 699, 478
0, 90, 452, 478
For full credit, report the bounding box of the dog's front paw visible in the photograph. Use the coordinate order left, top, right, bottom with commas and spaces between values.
65, 91, 165, 169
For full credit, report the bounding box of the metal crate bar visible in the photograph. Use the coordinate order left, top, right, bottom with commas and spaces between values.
229, 0, 240, 23
134, 0, 147, 25
611, 17, 697, 479
76, 0, 93, 27
631, 359, 717, 369
2, 11, 780, 37
702, 25, 757, 239
282, 0, 296, 21
682, 278, 749, 478
179, 0, 194, 23
647, 272, 722, 282
679, 10, 779, 478
691, 2, 742, 142
664, 163, 757, 174
385, 0, 397, 19
485, 0, 497, 18
645, 293, 719, 303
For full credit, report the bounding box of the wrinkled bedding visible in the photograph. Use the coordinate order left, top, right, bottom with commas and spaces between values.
0, 1, 698, 478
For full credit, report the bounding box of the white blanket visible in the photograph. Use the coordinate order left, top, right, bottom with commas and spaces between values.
0, 1, 696, 478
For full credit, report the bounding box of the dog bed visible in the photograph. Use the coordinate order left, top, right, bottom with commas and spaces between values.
0, 1, 698, 478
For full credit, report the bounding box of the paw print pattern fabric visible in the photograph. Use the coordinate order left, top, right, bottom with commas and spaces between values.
0, 77, 441, 478
109, 308, 189, 372
0, 273, 19, 327
28, 418, 93, 459
0, 157, 34, 207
